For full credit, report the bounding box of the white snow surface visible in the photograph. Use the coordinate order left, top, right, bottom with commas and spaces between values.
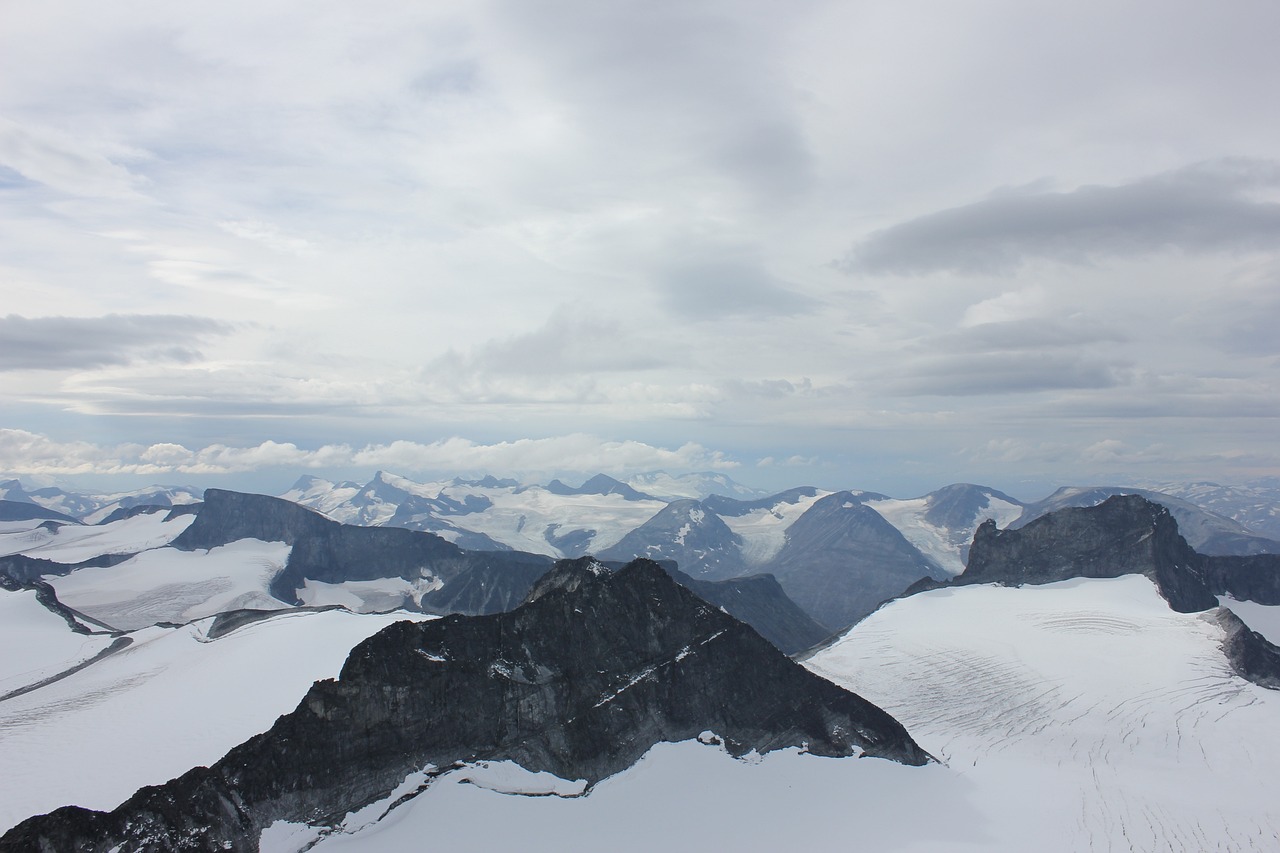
0, 511, 195, 562
46, 539, 291, 630
1222, 597, 1280, 645
0, 587, 117, 698
278, 477, 362, 516
420, 483, 666, 557
263, 743, 969, 853
0, 607, 432, 833
291, 474, 668, 557
622, 471, 766, 501
719, 490, 828, 564
866, 494, 1023, 575
805, 575, 1280, 852
299, 575, 443, 613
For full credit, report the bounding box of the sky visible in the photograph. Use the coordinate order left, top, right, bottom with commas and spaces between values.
2, 0, 1279, 501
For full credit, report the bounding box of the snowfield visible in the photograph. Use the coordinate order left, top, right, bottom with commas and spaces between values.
421, 484, 667, 557
261, 742, 972, 853
0, 603, 432, 834
46, 538, 292, 630
0, 588, 118, 699
259, 575, 1280, 852
718, 491, 828, 564
0, 510, 195, 562
866, 494, 1023, 574
1221, 597, 1280, 645
806, 576, 1280, 851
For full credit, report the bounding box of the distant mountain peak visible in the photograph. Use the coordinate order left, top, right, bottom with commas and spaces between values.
546, 474, 657, 502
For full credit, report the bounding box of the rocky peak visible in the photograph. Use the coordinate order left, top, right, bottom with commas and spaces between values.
1, 557, 928, 852
962, 494, 1217, 612
521, 554, 613, 603
170, 488, 332, 550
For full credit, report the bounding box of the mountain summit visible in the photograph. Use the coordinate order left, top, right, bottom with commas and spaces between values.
2, 557, 927, 851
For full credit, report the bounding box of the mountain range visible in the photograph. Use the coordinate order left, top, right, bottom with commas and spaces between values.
2, 477, 1278, 851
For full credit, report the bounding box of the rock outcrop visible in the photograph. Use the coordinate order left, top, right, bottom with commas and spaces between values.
1, 558, 928, 852
961, 494, 1218, 612
172, 489, 555, 616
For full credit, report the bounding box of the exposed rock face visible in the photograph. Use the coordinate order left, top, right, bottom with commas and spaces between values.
1204, 554, 1280, 605
664, 566, 832, 654
764, 492, 945, 630
1209, 608, 1280, 690
599, 499, 746, 580
962, 494, 1218, 613
1013, 486, 1280, 556
0, 499, 76, 524
171, 488, 334, 550
1, 558, 928, 852
173, 489, 554, 616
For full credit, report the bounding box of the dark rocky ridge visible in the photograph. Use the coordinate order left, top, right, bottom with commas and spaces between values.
962, 494, 1219, 612
1209, 608, 1280, 690
170, 490, 818, 649
172, 489, 555, 617
1013, 486, 1280, 556
0, 499, 77, 524
1, 558, 928, 852
1204, 554, 1280, 605
663, 565, 832, 653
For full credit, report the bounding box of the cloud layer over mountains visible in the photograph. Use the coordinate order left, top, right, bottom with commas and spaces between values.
2, 0, 1278, 495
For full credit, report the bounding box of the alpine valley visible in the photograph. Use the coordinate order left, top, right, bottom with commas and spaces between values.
1, 471, 1279, 851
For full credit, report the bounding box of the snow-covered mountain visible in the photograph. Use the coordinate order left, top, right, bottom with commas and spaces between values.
7, 488, 1280, 851
2, 558, 926, 851
865, 483, 1024, 574
0, 479, 201, 523
0, 582, 432, 834
621, 470, 767, 501
286, 471, 668, 558
1143, 479, 1280, 542
1015, 485, 1280, 555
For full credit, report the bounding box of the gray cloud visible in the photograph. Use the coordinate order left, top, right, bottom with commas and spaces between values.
492, 0, 813, 201
0, 314, 234, 371
843, 159, 1280, 275
936, 319, 1128, 353
882, 353, 1126, 397
427, 312, 671, 378
659, 259, 819, 319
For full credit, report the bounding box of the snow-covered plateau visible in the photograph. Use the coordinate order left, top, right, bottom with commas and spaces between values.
806, 575, 1280, 851
240, 574, 1280, 852
0, 594, 431, 834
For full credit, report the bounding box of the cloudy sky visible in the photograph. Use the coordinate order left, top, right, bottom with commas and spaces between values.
2, 0, 1278, 499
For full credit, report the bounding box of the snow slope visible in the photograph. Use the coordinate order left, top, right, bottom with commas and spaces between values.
398, 481, 666, 557
1222, 597, 1280, 645
289, 473, 668, 558
262, 741, 972, 853
46, 538, 291, 630
0, 607, 432, 833
867, 492, 1022, 575
717, 490, 829, 565
0, 588, 116, 698
0, 510, 195, 562
806, 576, 1280, 851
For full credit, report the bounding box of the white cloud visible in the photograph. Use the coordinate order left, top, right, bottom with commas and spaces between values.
0, 430, 737, 478
0, 117, 150, 200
